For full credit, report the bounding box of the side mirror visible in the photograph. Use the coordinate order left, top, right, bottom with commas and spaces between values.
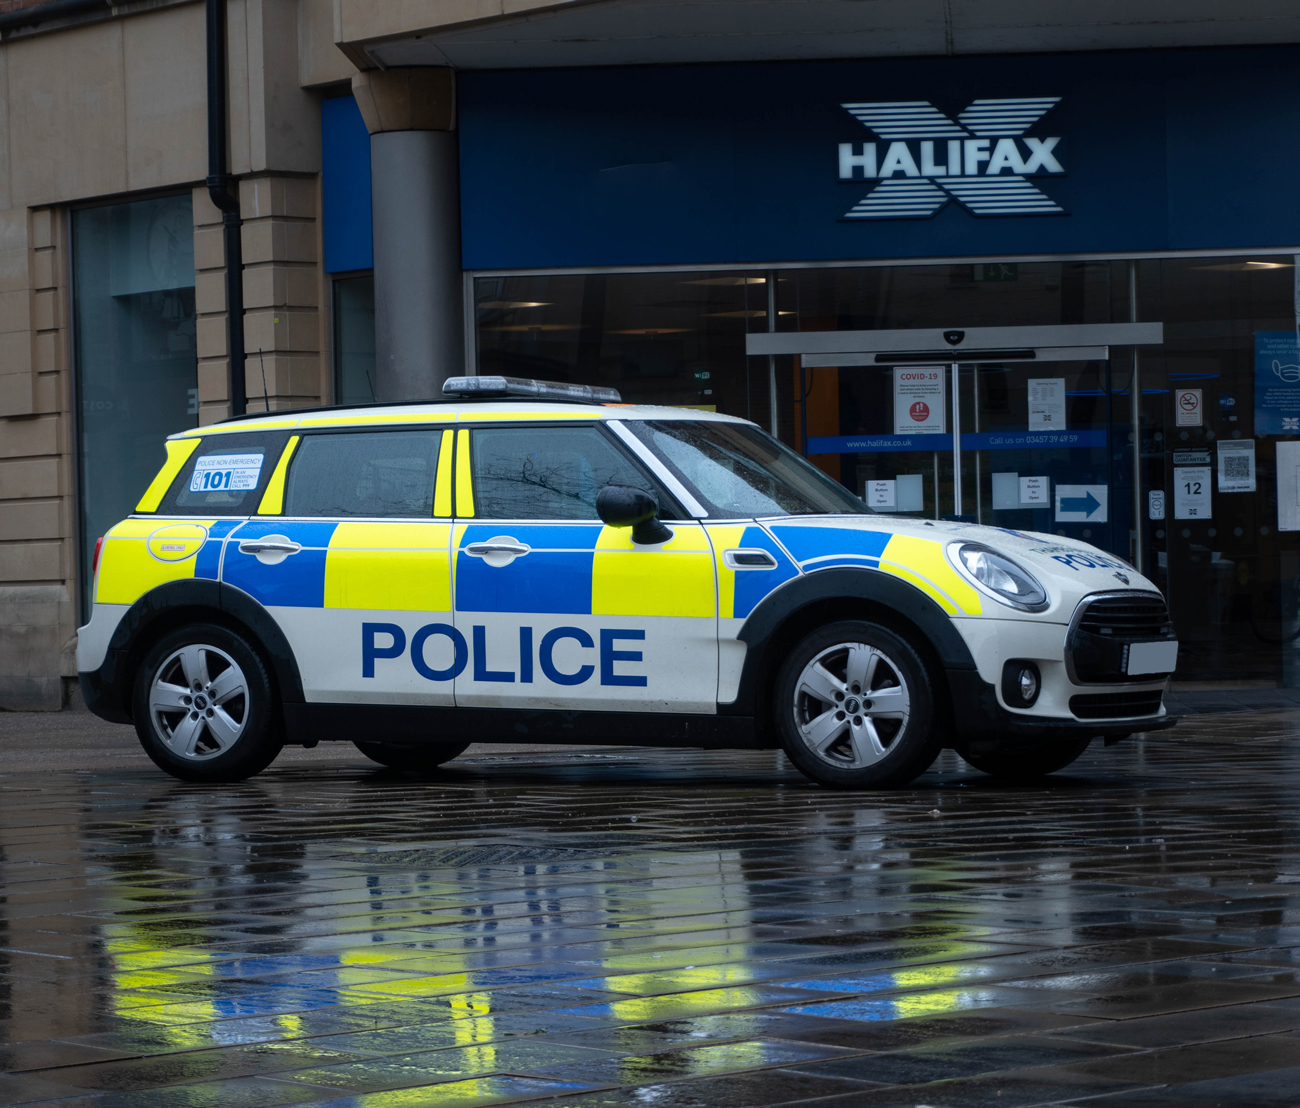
596, 485, 673, 546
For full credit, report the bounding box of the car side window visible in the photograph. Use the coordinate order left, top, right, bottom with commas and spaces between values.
471, 426, 657, 521
162, 431, 292, 516
284, 430, 443, 518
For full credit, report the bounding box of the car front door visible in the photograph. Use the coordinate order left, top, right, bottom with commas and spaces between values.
223, 427, 456, 704
452, 424, 719, 713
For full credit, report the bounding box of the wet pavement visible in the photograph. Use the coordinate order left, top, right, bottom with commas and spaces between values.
2, 711, 1300, 1107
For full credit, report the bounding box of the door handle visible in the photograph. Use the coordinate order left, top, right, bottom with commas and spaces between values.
464, 537, 531, 567
724, 548, 778, 570
238, 540, 302, 555
237, 536, 302, 566
465, 542, 531, 557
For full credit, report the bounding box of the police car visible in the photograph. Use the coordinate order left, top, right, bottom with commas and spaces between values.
78, 376, 1177, 786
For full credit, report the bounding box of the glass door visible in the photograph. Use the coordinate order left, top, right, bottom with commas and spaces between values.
956, 358, 1129, 558
831, 362, 957, 520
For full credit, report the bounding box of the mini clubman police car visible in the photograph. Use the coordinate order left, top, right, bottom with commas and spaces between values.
78, 375, 1178, 787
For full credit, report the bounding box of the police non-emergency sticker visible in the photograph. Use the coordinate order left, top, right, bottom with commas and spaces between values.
189, 453, 264, 493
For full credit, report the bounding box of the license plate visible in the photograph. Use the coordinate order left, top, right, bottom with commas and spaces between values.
1127, 640, 1178, 676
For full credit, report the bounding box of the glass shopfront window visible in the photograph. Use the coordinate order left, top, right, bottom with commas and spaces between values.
474, 272, 782, 427
333, 273, 376, 405
73, 194, 197, 618
474, 254, 1300, 687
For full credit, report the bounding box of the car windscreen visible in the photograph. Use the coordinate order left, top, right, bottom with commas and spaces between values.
627, 420, 865, 517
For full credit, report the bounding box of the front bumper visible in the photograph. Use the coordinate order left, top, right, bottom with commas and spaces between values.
946, 668, 1176, 749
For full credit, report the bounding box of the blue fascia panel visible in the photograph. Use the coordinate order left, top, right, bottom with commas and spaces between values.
458, 47, 1300, 271
321, 95, 373, 274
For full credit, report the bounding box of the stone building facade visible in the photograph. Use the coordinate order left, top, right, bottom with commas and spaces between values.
2, 0, 1298, 709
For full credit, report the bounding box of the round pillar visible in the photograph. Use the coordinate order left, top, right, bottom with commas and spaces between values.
352, 67, 463, 402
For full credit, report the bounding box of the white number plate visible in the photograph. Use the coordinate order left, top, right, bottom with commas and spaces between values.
189, 453, 264, 493
1126, 640, 1178, 676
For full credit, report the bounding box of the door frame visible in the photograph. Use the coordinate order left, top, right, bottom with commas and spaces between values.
747, 322, 1164, 562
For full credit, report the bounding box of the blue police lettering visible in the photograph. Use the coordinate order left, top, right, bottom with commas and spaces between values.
1050, 553, 1130, 573
361, 623, 648, 686
473, 624, 513, 683
361, 622, 405, 678
539, 627, 594, 686
411, 624, 467, 681
601, 629, 647, 687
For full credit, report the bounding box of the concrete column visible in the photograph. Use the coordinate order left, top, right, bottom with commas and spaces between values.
352, 67, 462, 402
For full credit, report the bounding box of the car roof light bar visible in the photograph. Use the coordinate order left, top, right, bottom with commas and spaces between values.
443, 375, 622, 404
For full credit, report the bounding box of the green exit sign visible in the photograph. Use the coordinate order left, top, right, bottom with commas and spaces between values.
693, 370, 711, 381
975, 263, 1018, 282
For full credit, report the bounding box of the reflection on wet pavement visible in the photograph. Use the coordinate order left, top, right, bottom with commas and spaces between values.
3, 712, 1300, 1106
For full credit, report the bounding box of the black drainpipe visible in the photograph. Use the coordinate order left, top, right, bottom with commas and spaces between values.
206, 0, 246, 416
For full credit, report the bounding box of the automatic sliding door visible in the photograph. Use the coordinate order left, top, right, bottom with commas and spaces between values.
810, 363, 957, 519
959, 358, 1124, 557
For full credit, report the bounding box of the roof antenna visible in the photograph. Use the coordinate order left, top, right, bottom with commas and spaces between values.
258, 347, 269, 412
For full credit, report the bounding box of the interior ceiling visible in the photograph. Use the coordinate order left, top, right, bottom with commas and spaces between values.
364, 0, 1300, 70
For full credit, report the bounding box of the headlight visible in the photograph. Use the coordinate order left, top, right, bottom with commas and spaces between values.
948, 542, 1049, 612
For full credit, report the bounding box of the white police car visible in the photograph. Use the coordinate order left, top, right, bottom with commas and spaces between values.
78, 376, 1177, 786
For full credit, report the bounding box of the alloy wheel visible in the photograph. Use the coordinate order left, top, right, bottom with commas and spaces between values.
148, 644, 249, 759
793, 641, 912, 768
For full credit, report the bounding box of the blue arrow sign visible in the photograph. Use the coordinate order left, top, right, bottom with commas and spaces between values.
1059, 490, 1102, 517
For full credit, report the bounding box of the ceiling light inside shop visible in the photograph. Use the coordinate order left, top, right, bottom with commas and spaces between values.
683, 276, 767, 285
609, 328, 691, 335
705, 310, 797, 318
478, 301, 552, 308
480, 324, 578, 332
1191, 261, 1292, 271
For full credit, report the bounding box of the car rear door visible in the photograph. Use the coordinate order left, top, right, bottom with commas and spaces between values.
451, 423, 719, 713
223, 426, 456, 704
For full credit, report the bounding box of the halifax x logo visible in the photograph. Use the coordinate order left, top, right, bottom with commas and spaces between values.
840, 97, 1065, 219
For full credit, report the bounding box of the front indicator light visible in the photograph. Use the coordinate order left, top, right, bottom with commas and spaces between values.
949, 542, 1049, 612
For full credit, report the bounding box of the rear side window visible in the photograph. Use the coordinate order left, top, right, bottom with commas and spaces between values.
285, 430, 443, 518
159, 431, 291, 516
471, 425, 661, 520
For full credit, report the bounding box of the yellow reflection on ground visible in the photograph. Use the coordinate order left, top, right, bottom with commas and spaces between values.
595, 962, 762, 994
605, 985, 769, 1022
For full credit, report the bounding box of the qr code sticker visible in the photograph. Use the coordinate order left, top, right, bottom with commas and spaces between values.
1223, 455, 1251, 480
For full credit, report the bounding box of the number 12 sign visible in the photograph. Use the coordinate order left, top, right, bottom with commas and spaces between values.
1174, 466, 1211, 519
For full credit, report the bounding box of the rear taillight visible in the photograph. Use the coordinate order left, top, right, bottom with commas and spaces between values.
92, 535, 104, 575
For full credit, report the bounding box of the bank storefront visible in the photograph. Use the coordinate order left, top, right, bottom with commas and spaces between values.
325, 44, 1300, 688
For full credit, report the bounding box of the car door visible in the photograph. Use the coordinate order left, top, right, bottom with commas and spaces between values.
224, 426, 456, 704
452, 424, 719, 713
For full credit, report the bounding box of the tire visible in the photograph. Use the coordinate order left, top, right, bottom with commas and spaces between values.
774, 620, 941, 788
353, 740, 472, 772
132, 622, 283, 782
961, 737, 1092, 782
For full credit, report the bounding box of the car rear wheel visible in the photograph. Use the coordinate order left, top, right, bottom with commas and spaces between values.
133, 623, 283, 782
353, 741, 472, 771
961, 737, 1092, 781
774, 620, 941, 788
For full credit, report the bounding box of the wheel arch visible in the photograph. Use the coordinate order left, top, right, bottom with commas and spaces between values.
87, 580, 305, 723
722, 567, 977, 735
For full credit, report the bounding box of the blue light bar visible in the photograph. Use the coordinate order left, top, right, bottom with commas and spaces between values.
443, 375, 622, 403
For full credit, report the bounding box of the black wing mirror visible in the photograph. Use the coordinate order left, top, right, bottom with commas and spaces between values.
596, 485, 673, 545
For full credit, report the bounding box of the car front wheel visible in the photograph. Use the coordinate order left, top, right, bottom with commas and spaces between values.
132, 622, 284, 782
774, 620, 941, 788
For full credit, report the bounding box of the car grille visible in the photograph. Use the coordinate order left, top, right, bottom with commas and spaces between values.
1070, 690, 1165, 720
1076, 595, 1174, 639
1067, 592, 1176, 684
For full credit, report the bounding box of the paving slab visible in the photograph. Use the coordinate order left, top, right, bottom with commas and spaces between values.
3, 708, 1300, 1105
